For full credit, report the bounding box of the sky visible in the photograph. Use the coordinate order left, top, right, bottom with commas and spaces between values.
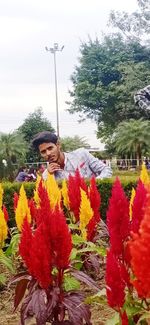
0, 0, 138, 148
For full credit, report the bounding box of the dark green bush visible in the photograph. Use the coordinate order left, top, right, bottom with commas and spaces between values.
2, 177, 138, 227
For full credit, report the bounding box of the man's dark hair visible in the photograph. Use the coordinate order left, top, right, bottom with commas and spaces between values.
32, 131, 58, 151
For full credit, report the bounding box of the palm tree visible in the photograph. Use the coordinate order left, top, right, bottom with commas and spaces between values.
113, 119, 150, 166
0, 131, 28, 180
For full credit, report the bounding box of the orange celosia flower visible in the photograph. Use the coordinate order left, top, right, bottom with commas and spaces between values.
79, 189, 93, 240
15, 185, 31, 231
129, 187, 136, 220
129, 187, 150, 298
0, 208, 8, 247
45, 174, 61, 209
0, 183, 4, 209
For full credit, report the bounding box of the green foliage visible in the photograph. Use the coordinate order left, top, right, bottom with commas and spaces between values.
61, 135, 90, 152
0, 131, 28, 180
63, 274, 80, 291
109, 0, 150, 42
113, 119, 150, 164
18, 107, 55, 162
67, 34, 150, 139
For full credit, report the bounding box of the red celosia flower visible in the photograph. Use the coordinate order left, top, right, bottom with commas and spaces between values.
129, 188, 150, 298
87, 177, 101, 241
42, 205, 72, 271
13, 192, 19, 210
107, 177, 130, 256
130, 180, 147, 234
35, 180, 51, 226
28, 198, 37, 221
19, 218, 33, 274
120, 311, 129, 325
68, 169, 88, 221
106, 249, 125, 309
30, 223, 52, 289
2, 205, 9, 222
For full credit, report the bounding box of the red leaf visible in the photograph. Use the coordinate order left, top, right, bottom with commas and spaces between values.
14, 278, 29, 311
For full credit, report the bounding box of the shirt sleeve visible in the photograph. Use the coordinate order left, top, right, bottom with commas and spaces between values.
134, 85, 150, 110
84, 149, 112, 179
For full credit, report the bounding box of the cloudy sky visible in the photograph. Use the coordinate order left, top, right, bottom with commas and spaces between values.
0, 0, 138, 148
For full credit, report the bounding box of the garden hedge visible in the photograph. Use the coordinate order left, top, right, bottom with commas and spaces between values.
2, 177, 138, 227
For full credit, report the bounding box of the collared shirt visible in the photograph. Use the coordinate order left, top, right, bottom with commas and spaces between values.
134, 85, 150, 110
42, 148, 112, 180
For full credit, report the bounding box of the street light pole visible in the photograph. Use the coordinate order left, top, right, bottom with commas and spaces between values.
45, 43, 64, 138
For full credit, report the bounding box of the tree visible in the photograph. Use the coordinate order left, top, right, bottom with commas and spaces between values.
61, 135, 90, 152
109, 0, 150, 42
19, 107, 55, 142
68, 35, 150, 139
0, 132, 28, 180
18, 107, 55, 162
113, 119, 150, 166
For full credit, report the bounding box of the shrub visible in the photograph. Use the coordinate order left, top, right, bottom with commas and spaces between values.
1, 177, 138, 227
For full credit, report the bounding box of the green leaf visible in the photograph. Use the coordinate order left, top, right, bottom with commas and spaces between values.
105, 312, 119, 325
0, 273, 7, 285
0, 253, 15, 273
85, 288, 107, 305
72, 234, 85, 245
70, 248, 78, 260
5, 233, 20, 257
63, 275, 80, 292
137, 312, 150, 324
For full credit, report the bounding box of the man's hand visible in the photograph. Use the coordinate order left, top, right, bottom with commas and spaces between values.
47, 163, 61, 174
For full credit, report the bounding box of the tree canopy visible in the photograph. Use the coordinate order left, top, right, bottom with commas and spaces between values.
113, 119, 150, 165
61, 135, 90, 152
109, 0, 150, 42
0, 131, 28, 180
19, 107, 55, 143
18, 108, 55, 162
68, 34, 150, 139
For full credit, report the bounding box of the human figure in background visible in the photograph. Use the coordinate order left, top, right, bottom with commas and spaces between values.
27, 166, 37, 182
31, 131, 112, 181
15, 167, 28, 182
37, 163, 46, 176
134, 85, 150, 111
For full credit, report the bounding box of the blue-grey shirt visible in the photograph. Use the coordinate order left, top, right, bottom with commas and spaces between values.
42, 148, 112, 180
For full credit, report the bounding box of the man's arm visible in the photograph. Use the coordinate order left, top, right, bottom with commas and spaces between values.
85, 150, 112, 179
134, 85, 150, 110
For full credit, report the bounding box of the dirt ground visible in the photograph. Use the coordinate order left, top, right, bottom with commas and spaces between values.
0, 283, 113, 325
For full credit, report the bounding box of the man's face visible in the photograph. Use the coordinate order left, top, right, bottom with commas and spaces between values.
39, 142, 61, 163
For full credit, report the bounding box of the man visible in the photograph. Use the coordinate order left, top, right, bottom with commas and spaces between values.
32, 131, 112, 180
134, 85, 150, 111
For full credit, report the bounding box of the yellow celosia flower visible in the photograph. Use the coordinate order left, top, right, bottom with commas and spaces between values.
0, 209, 8, 247
34, 175, 42, 208
45, 174, 61, 209
61, 179, 70, 209
140, 163, 150, 186
15, 185, 31, 231
79, 189, 93, 240
0, 183, 4, 209
129, 187, 136, 220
